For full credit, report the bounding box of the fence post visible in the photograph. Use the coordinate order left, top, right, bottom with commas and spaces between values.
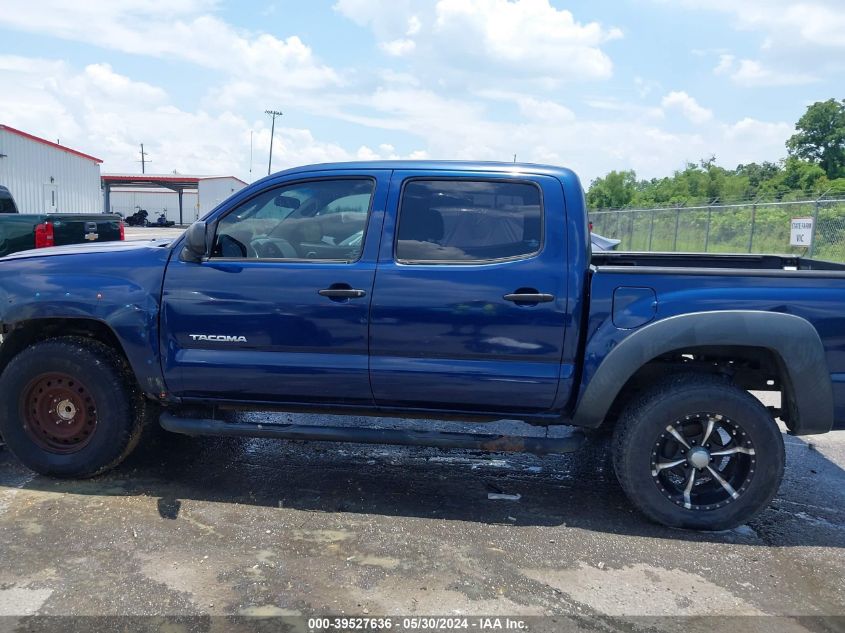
748, 203, 757, 253
704, 205, 712, 252
809, 200, 820, 258
673, 206, 681, 251
648, 209, 655, 251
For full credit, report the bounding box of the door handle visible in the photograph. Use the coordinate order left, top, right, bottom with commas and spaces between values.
318, 288, 367, 299
503, 292, 554, 304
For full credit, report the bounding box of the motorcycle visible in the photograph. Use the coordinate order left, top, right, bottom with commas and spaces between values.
124, 208, 149, 227
155, 211, 175, 227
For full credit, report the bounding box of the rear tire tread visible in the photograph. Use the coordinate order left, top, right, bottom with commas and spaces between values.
612, 372, 785, 531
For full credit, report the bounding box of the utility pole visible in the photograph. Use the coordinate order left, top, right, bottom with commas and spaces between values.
138, 143, 150, 174
249, 130, 254, 179
265, 109, 283, 175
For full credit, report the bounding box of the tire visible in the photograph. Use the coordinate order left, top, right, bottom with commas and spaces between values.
0, 337, 145, 478
612, 373, 784, 531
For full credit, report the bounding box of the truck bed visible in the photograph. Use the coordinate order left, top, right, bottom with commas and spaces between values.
592, 251, 845, 273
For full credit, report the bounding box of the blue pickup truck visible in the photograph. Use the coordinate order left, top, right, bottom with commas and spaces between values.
0, 161, 843, 530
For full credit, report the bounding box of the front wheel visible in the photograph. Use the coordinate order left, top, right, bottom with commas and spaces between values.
612, 373, 784, 531
0, 337, 145, 478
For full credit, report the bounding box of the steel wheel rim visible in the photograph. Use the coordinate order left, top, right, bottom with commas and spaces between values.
22, 372, 97, 454
651, 412, 756, 511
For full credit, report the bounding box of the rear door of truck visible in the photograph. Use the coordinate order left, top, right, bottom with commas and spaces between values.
369, 170, 570, 413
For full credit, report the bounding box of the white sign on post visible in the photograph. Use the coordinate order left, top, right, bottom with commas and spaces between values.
790, 217, 814, 247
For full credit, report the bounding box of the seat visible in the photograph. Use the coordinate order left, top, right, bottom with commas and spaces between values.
398, 198, 444, 244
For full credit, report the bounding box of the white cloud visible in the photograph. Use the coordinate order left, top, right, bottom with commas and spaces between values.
714, 54, 735, 75
585, 98, 664, 120
668, 0, 845, 84
321, 84, 790, 183
336, 0, 622, 82
713, 54, 816, 86
724, 117, 793, 142
433, 0, 622, 79
0, 56, 424, 178
474, 90, 576, 122
665, 0, 844, 42
71, 64, 168, 105
731, 59, 816, 86
0, 0, 341, 92
680, 0, 845, 48
406, 15, 422, 36
721, 118, 795, 164
661, 91, 713, 124
633, 76, 661, 99
0, 3, 806, 189
516, 98, 576, 123
0, 49, 797, 187
334, 0, 421, 41
380, 38, 416, 56
332, 2, 422, 60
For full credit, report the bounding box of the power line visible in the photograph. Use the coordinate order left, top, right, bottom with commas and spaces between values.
265, 109, 283, 175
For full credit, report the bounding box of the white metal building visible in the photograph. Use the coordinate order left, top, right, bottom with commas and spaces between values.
108, 189, 200, 222
198, 177, 247, 217
103, 174, 246, 224
0, 124, 103, 214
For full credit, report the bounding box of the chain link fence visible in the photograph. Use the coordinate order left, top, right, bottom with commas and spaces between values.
590, 199, 845, 262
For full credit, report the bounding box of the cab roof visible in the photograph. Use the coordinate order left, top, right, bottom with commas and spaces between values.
271, 160, 579, 182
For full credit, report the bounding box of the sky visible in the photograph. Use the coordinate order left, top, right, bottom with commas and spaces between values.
0, 0, 842, 185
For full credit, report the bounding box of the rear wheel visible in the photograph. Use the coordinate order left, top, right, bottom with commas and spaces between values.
612, 374, 784, 530
0, 337, 145, 478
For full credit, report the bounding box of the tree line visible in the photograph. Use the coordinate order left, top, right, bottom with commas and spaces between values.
587, 98, 845, 209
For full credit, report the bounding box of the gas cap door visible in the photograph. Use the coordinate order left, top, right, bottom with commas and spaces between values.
612, 286, 657, 329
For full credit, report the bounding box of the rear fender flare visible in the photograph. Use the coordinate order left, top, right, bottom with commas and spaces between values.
571, 310, 833, 435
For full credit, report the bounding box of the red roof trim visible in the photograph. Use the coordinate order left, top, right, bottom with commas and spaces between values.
101, 175, 201, 183
0, 124, 103, 164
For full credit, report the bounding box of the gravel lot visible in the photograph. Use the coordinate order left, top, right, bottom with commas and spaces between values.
123, 226, 186, 242
1, 398, 844, 627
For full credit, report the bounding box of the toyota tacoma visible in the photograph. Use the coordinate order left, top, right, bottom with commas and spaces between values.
0, 161, 843, 530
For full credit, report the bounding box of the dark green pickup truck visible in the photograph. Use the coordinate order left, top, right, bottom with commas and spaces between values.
0, 185, 123, 257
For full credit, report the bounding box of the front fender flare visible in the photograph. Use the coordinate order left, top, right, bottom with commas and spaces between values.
572, 310, 833, 435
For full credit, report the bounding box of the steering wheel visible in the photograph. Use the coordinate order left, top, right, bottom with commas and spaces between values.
251, 237, 298, 259
259, 241, 284, 258
217, 234, 251, 258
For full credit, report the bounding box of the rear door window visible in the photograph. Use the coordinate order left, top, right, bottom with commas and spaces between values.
395, 180, 543, 263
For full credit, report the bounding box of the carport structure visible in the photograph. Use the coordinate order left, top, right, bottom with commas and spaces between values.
102, 174, 200, 225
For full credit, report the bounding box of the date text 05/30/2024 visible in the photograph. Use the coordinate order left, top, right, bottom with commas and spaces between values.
307, 617, 528, 631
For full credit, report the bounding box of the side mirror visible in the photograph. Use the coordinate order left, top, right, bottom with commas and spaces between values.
180, 221, 208, 263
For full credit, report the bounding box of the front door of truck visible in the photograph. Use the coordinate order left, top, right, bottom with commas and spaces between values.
161, 171, 388, 404
369, 171, 570, 413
